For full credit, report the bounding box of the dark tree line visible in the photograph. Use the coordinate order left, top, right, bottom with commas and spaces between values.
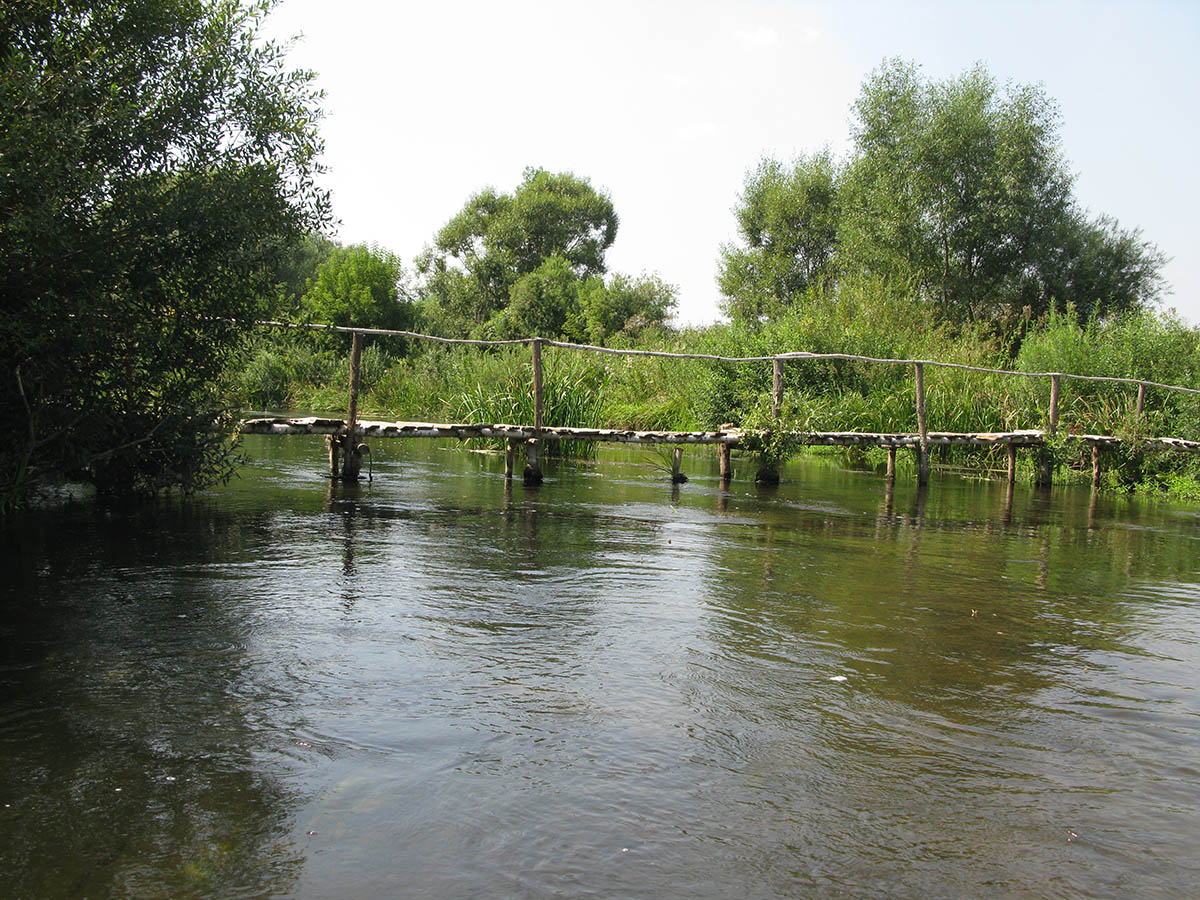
1, 0, 328, 508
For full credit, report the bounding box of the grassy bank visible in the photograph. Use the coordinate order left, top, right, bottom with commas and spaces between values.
222, 294, 1200, 498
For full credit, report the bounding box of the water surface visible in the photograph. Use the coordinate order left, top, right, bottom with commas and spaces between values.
3, 438, 1199, 898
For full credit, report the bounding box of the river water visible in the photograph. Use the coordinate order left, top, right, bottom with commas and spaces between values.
2, 437, 1199, 899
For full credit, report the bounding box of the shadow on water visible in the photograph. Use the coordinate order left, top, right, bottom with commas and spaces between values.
0, 500, 304, 899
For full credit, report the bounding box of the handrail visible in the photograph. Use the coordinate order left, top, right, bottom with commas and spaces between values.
251, 319, 1200, 397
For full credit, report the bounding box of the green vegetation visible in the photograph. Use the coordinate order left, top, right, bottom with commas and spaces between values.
1, 0, 328, 510
5, 13, 1194, 512
720, 60, 1165, 328
223, 286, 1200, 496
415, 167, 676, 342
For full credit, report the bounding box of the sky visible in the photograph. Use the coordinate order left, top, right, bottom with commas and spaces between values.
263, 0, 1200, 326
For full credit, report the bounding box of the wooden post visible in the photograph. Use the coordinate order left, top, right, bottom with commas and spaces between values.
504, 438, 516, 479
1006, 442, 1017, 486
531, 338, 544, 431
671, 447, 687, 483
326, 434, 341, 478
523, 437, 543, 485
1136, 382, 1146, 434
915, 362, 929, 486
1092, 443, 1101, 489
1037, 372, 1060, 487
1049, 372, 1061, 434
718, 423, 733, 484
772, 357, 783, 420
886, 445, 896, 480
342, 331, 364, 481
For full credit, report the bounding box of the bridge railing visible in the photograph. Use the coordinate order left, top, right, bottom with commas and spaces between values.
247, 319, 1200, 487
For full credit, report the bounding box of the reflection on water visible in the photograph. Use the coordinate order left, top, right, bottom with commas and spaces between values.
3, 437, 1199, 899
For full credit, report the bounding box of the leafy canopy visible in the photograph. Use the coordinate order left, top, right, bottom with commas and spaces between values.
0, 0, 328, 506
418, 167, 674, 342
302, 243, 414, 341
719, 60, 1165, 328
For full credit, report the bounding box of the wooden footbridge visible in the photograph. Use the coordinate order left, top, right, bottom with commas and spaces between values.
237, 323, 1200, 489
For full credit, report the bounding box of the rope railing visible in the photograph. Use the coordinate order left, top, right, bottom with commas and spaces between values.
247, 318, 1197, 488
251, 319, 1200, 397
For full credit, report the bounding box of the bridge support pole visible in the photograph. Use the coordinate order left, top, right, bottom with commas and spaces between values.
504, 439, 516, 479
718, 425, 733, 484
327, 435, 341, 478
671, 447, 687, 483
1092, 444, 1101, 489
915, 362, 929, 486
886, 445, 896, 481
1006, 443, 1017, 485
340, 330, 366, 481
772, 358, 784, 419
524, 438, 543, 485
1037, 373, 1060, 488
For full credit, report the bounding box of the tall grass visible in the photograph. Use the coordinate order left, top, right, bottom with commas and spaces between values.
446, 347, 609, 458
222, 293, 1200, 496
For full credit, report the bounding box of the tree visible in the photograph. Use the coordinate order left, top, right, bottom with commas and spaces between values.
718, 153, 839, 321
719, 60, 1165, 328
840, 60, 1081, 323
301, 244, 414, 341
418, 168, 618, 337
0, 0, 328, 508
579, 272, 677, 344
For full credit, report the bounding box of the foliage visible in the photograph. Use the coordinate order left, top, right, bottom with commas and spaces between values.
301, 243, 415, 347
582, 272, 678, 344
718, 152, 839, 321
226, 272, 1200, 499
417, 168, 618, 336
719, 60, 1165, 328
0, 0, 328, 509
416, 167, 675, 343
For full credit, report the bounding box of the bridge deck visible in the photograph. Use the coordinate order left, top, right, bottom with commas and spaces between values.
236, 417, 1200, 453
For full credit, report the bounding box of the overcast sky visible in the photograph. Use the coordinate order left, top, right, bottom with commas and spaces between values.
264, 0, 1200, 326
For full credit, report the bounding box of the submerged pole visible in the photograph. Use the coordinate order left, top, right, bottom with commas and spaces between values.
914, 362, 929, 486
1037, 373, 1060, 487
527, 338, 544, 484
342, 330, 365, 481
718, 424, 733, 484
671, 447, 687, 483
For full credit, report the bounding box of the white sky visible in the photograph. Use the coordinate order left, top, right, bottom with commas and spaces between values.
264, 0, 1200, 326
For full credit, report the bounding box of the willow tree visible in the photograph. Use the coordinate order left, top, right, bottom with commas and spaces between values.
0, 0, 329, 508
719, 60, 1165, 328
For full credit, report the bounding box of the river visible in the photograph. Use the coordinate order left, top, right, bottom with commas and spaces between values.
3, 437, 1199, 898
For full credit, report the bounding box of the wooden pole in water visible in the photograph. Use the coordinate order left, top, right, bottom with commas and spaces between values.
1092, 443, 1101, 489
1135, 381, 1146, 435
523, 437, 542, 485
886, 444, 896, 480
526, 338, 544, 484
914, 362, 929, 486
671, 446, 687, 483
1006, 442, 1017, 485
1037, 372, 1060, 487
532, 338, 544, 431
504, 438, 516, 479
342, 330, 364, 481
718, 423, 733, 484
772, 357, 783, 420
